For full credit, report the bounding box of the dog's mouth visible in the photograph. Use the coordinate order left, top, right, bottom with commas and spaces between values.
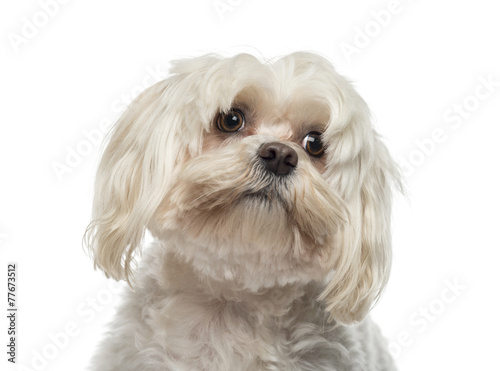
240, 188, 288, 210
240, 171, 294, 208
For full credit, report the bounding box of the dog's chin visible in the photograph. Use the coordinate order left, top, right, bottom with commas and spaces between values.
240, 185, 288, 208
167, 188, 293, 246
160, 181, 339, 251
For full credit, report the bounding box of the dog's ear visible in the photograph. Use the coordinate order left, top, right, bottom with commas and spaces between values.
84, 79, 175, 283
320, 93, 401, 324
84, 56, 223, 283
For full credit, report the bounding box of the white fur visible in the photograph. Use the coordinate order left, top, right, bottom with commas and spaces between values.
85, 52, 400, 370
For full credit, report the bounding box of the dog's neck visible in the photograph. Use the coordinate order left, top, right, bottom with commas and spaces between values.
144, 241, 314, 317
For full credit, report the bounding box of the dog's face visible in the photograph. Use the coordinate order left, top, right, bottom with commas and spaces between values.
85, 52, 400, 324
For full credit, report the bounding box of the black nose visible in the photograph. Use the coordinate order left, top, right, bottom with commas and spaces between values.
258, 142, 298, 176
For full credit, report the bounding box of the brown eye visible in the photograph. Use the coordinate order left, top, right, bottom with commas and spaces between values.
216, 109, 245, 133
302, 132, 325, 157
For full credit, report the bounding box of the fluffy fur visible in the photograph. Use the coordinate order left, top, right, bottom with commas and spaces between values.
85, 52, 400, 370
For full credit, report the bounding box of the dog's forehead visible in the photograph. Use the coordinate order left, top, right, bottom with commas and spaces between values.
228, 59, 334, 134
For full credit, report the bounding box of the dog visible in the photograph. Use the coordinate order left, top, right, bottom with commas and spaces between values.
85, 52, 400, 370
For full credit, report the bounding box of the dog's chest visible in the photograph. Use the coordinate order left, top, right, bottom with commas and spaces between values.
144, 292, 347, 371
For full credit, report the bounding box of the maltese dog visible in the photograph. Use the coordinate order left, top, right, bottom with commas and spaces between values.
85, 52, 400, 370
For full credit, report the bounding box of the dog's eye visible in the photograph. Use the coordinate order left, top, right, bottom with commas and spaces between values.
302, 132, 325, 157
217, 109, 245, 133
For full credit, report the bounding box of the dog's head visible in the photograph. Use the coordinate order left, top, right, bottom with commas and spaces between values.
85, 52, 400, 324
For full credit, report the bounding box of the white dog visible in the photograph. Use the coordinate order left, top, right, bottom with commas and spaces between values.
85, 52, 400, 370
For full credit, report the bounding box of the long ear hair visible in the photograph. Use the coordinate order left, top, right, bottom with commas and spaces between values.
83, 79, 175, 283
84, 55, 223, 283
320, 78, 402, 324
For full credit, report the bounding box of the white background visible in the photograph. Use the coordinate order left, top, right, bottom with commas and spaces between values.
1, 0, 499, 370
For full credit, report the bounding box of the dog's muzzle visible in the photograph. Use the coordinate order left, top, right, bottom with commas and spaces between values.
258, 142, 298, 176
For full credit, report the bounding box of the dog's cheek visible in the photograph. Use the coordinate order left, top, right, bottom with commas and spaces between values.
201, 132, 225, 153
